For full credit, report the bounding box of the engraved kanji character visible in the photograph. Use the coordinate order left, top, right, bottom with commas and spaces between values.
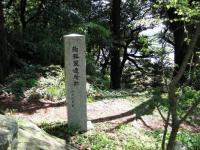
73, 67, 79, 74
74, 81, 79, 86
73, 53, 79, 59
73, 74, 79, 80
73, 60, 79, 66
72, 46, 78, 53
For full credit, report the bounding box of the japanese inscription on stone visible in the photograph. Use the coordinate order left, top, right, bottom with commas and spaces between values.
64, 34, 87, 131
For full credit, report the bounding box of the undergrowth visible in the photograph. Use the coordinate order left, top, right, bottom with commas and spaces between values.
147, 129, 200, 150
1, 64, 65, 102
40, 121, 158, 150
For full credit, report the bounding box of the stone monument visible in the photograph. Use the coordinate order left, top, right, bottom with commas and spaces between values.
63, 34, 87, 131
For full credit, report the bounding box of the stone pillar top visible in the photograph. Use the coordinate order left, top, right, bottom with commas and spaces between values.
64, 34, 84, 37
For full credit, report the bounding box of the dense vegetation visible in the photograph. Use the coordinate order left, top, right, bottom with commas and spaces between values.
1, 0, 200, 150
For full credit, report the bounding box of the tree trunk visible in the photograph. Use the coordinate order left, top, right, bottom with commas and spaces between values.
165, 21, 200, 150
110, 49, 121, 89
110, 0, 121, 89
0, 0, 10, 82
166, 125, 179, 150
168, 8, 189, 83
167, 86, 179, 150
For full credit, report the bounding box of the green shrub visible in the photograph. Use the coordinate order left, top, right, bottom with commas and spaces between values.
46, 84, 65, 101
177, 131, 200, 150
11, 79, 26, 98
37, 65, 66, 101
26, 79, 38, 88
148, 129, 200, 150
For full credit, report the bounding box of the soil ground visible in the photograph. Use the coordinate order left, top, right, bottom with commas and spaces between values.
1, 95, 200, 132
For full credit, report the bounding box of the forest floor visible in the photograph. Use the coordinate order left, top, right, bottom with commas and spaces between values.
1, 94, 199, 132
1, 93, 200, 149
0, 65, 200, 150
1, 95, 163, 129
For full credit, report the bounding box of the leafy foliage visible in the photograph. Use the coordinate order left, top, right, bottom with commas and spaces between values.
148, 129, 200, 150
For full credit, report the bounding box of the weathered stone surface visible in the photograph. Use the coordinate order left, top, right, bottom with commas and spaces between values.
64, 34, 87, 131
0, 115, 78, 150
0, 115, 18, 150
17, 117, 77, 150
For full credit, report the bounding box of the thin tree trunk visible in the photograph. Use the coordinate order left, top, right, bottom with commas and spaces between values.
166, 124, 179, 150
161, 110, 170, 150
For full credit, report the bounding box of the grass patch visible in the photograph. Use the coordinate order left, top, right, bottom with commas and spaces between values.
73, 132, 118, 150
177, 131, 200, 150
122, 137, 158, 150
39, 122, 78, 140
40, 121, 159, 150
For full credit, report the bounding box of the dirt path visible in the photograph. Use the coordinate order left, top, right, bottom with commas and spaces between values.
2, 97, 163, 130
1, 95, 200, 132
9, 99, 136, 124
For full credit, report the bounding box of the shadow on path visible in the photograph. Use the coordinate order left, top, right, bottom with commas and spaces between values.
91, 96, 157, 131
0, 95, 66, 114
92, 97, 156, 123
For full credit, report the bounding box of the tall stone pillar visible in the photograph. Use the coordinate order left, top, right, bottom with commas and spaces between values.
64, 34, 87, 131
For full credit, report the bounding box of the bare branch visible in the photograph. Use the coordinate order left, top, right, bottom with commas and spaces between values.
156, 106, 167, 123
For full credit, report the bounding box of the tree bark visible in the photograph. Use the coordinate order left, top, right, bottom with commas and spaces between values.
168, 8, 189, 83
166, 22, 200, 150
166, 124, 179, 150
110, 0, 121, 89
161, 109, 170, 150
0, 0, 10, 82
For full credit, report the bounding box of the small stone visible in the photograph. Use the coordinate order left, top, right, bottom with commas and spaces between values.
87, 121, 94, 130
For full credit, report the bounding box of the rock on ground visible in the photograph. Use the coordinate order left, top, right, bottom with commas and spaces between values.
17, 117, 68, 150
0, 115, 18, 150
0, 115, 77, 150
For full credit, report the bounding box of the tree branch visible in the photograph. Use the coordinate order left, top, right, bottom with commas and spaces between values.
156, 105, 167, 123
127, 56, 144, 71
